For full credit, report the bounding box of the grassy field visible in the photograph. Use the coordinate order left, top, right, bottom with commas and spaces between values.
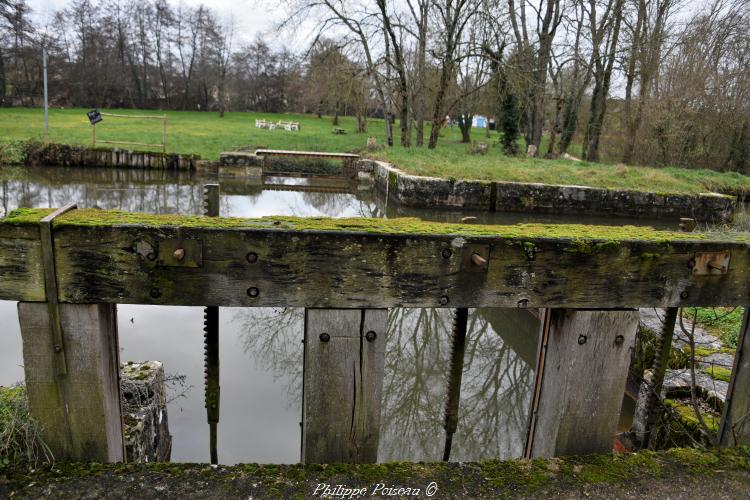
2, 107, 750, 195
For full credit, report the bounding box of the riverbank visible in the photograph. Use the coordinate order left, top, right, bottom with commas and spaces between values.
2, 107, 750, 196
2, 448, 749, 499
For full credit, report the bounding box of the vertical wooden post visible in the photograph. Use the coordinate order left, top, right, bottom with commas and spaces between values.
719, 308, 750, 446
525, 309, 638, 458
302, 308, 387, 463
18, 302, 124, 462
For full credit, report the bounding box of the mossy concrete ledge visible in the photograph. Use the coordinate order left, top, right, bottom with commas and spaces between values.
363, 159, 736, 222
2, 448, 750, 499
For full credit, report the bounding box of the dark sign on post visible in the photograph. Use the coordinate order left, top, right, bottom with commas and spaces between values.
87, 109, 103, 125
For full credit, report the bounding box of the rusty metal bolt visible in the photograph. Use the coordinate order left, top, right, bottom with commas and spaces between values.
441, 248, 452, 259
680, 291, 689, 300
246, 252, 258, 264
578, 334, 587, 345
319, 332, 331, 342
471, 253, 488, 267
146, 252, 157, 261
615, 335, 625, 345
439, 295, 449, 306
247, 286, 259, 298
173, 248, 185, 261
517, 298, 529, 308
365, 331, 377, 342
150, 288, 161, 299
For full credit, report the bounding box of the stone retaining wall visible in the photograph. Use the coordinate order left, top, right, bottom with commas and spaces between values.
360, 159, 735, 222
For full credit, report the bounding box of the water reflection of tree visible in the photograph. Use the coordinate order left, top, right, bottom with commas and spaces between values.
232, 306, 535, 462
233, 307, 304, 404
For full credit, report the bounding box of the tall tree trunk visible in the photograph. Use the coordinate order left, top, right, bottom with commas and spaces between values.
584, 0, 625, 162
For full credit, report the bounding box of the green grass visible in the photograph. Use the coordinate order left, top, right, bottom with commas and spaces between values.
687, 307, 745, 349
2, 107, 750, 195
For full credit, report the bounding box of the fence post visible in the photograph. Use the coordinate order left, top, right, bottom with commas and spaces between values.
18, 302, 124, 462
302, 308, 387, 463
719, 308, 750, 446
525, 309, 638, 457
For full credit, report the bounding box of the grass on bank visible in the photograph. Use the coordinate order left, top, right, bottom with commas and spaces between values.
2, 107, 750, 195
0, 385, 52, 469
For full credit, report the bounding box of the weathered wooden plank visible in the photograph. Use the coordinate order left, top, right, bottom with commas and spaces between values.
18, 302, 124, 462
302, 308, 387, 463
2, 209, 750, 308
719, 308, 750, 446
525, 309, 639, 457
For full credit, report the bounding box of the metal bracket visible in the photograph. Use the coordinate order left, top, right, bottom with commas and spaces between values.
156, 239, 203, 267
40, 203, 78, 376
461, 244, 490, 272
691, 251, 730, 276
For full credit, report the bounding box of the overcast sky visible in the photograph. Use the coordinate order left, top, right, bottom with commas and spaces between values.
26, 0, 289, 46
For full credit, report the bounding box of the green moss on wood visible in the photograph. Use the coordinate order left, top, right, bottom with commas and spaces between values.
3, 208, 742, 250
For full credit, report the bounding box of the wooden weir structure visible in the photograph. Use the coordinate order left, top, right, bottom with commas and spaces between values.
2, 205, 750, 463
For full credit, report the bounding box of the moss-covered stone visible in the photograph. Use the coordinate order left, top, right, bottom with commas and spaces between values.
2, 448, 750, 499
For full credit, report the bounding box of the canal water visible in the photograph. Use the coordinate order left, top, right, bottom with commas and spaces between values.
0, 166, 668, 464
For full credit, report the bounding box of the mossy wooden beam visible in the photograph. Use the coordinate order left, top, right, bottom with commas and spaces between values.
1, 207, 750, 308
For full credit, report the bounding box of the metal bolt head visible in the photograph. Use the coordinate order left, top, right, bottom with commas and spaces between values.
319, 332, 331, 342
439, 295, 449, 306
615, 334, 625, 346
578, 334, 587, 345
173, 248, 185, 261
247, 287, 259, 298
54, 344, 62, 353
246, 252, 258, 264
441, 248, 452, 259
365, 330, 377, 342
680, 291, 689, 300
146, 252, 157, 261
150, 288, 161, 299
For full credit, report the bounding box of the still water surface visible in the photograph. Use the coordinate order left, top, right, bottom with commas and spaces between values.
0, 166, 662, 463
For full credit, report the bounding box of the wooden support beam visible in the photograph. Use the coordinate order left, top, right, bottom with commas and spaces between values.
302, 308, 387, 463
18, 302, 124, 462
525, 309, 639, 457
2, 209, 750, 308
720, 308, 750, 446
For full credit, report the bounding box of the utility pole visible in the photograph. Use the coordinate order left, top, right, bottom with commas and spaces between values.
42, 47, 49, 138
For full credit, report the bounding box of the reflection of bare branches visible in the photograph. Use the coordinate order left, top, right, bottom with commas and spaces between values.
379, 308, 535, 462
229, 306, 535, 462
232, 307, 304, 403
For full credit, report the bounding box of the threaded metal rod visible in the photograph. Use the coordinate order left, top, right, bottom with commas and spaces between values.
443, 307, 469, 461
203, 184, 220, 464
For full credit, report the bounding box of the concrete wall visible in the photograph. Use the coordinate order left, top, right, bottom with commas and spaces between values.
362, 159, 735, 222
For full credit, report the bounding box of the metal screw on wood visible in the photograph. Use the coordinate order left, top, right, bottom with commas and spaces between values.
615, 335, 625, 346
247, 287, 259, 298
680, 291, 689, 299
578, 334, 587, 345
439, 295, 449, 306
150, 288, 161, 298
365, 331, 377, 342
441, 248, 452, 259
246, 252, 258, 263
319, 332, 330, 342
54, 344, 62, 352
471, 253, 487, 267
173, 248, 185, 261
